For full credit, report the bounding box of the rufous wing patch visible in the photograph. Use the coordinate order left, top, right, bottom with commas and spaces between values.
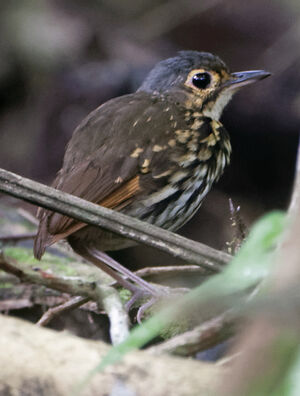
43, 175, 141, 246
99, 175, 140, 208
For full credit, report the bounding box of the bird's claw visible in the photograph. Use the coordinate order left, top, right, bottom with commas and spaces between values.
125, 284, 172, 323
125, 288, 152, 311
136, 297, 158, 324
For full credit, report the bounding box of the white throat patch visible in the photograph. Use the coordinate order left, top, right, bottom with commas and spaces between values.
203, 90, 234, 120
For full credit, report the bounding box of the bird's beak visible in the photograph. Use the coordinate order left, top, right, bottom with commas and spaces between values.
224, 70, 271, 90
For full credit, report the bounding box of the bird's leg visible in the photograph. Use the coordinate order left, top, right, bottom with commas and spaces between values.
125, 289, 152, 312
88, 250, 172, 321
88, 248, 160, 296
71, 244, 161, 305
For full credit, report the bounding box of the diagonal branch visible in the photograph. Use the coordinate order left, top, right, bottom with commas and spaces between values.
0, 168, 231, 272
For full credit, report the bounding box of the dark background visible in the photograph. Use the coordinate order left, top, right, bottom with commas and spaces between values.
0, 0, 299, 272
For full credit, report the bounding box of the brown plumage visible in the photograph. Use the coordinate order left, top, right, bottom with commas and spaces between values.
34, 51, 270, 296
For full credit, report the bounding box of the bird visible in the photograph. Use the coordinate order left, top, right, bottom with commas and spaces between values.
34, 51, 270, 300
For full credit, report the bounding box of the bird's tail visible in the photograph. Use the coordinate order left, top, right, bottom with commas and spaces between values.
33, 211, 52, 260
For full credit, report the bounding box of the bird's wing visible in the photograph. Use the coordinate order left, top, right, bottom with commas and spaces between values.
34, 92, 189, 258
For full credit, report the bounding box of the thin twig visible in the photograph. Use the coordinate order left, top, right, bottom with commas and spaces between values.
227, 199, 247, 254
17, 208, 39, 226
229, 199, 247, 241
135, 265, 206, 278
37, 296, 90, 327
0, 232, 36, 244
0, 168, 231, 272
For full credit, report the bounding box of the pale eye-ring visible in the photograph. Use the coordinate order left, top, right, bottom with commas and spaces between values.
192, 72, 211, 89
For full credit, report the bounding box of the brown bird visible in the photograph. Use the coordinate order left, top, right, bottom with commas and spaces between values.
34, 51, 270, 300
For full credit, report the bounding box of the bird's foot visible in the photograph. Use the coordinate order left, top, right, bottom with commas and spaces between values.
125, 284, 185, 324
136, 297, 159, 324
126, 289, 162, 324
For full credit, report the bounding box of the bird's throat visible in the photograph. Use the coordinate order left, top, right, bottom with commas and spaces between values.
202, 90, 234, 120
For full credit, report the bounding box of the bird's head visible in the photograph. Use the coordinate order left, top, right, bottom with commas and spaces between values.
139, 50, 270, 120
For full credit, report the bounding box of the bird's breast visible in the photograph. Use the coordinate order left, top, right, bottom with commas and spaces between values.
125, 116, 231, 231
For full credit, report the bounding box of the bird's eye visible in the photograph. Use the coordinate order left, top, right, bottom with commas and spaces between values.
192, 72, 211, 89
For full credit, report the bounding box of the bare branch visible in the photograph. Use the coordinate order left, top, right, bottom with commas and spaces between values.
0, 232, 36, 244
37, 296, 90, 327
0, 168, 231, 272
